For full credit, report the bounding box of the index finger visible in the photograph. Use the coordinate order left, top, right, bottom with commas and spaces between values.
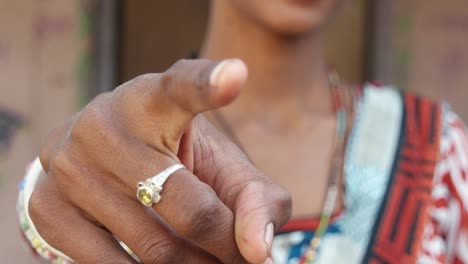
193, 116, 292, 263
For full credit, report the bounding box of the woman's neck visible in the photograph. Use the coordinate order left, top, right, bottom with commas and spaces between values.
200, 1, 333, 117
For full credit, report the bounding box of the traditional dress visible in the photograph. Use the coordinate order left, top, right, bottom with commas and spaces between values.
272, 85, 468, 264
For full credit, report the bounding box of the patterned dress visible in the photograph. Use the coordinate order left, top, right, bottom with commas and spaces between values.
271, 85, 468, 264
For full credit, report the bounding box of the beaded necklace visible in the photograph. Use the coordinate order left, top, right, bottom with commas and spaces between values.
299, 72, 354, 263
212, 72, 354, 264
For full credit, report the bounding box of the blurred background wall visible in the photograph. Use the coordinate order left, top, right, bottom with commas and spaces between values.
373, 0, 468, 120
0, 0, 467, 262
0, 0, 87, 262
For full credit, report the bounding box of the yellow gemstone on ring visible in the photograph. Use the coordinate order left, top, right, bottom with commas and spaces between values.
137, 186, 153, 206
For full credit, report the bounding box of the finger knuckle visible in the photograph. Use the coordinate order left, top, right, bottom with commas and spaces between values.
182, 196, 231, 242
170, 59, 189, 71
275, 185, 292, 211
28, 187, 63, 239
133, 232, 179, 264
49, 150, 90, 195
133, 73, 158, 83
93, 91, 112, 104
69, 110, 103, 145
69, 100, 123, 153
39, 128, 65, 169
82, 99, 108, 125
49, 150, 74, 179
59, 97, 108, 144
272, 185, 293, 225
93, 255, 133, 264
161, 59, 190, 88
28, 190, 49, 227
160, 69, 175, 90
124, 73, 159, 93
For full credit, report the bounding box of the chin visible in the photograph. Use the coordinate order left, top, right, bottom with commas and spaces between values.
265, 8, 326, 36
232, 0, 343, 36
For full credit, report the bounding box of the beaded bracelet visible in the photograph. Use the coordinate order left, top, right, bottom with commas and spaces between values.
17, 158, 139, 263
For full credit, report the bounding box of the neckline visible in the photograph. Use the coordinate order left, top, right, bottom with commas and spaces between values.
277, 210, 344, 233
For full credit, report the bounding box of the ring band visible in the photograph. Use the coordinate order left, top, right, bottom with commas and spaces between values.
137, 163, 185, 206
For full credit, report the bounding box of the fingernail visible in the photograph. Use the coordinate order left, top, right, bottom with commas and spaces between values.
263, 257, 274, 264
264, 222, 274, 252
210, 59, 244, 87
210, 60, 230, 87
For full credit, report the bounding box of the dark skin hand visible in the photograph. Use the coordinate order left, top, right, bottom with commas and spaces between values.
30, 59, 292, 264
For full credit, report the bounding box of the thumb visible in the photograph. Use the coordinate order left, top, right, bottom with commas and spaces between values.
164, 58, 248, 114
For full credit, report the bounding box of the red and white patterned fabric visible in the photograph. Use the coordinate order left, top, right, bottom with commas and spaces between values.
422, 108, 468, 263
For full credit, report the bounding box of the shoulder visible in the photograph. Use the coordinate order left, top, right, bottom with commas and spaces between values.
355, 83, 442, 132
357, 83, 440, 107
360, 83, 468, 147
357, 83, 450, 126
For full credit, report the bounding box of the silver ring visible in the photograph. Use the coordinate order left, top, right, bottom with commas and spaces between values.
136, 163, 185, 206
